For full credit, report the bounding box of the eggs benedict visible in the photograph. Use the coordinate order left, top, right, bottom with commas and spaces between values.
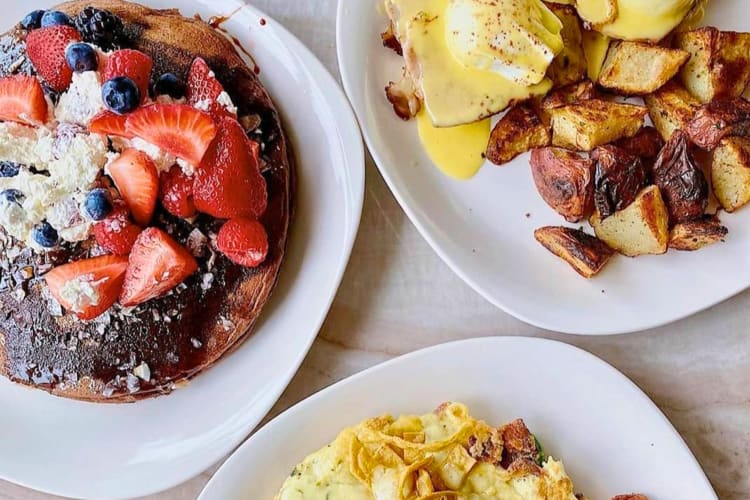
580, 0, 703, 42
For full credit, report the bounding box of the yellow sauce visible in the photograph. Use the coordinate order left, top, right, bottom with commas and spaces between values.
599, 0, 696, 41
582, 29, 611, 81
416, 110, 491, 180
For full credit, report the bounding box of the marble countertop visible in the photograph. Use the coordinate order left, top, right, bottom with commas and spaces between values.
2, 0, 748, 499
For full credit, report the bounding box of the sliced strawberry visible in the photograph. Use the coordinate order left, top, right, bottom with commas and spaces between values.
102, 49, 153, 103
160, 165, 196, 218
89, 110, 133, 138
26, 25, 81, 91
217, 218, 268, 267
193, 116, 267, 219
107, 148, 159, 226
94, 201, 143, 256
45, 255, 129, 320
0, 75, 48, 124
125, 104, 217, 166
120, 228, 198, 307
186, 57, 235, 118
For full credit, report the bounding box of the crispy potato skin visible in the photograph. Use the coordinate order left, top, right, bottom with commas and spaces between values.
611, 496, 649, 500
550, 99, 647, 151
599, 42, 689, 95
676, 27, 750, 103
535, 226, 614, 278
380, 23, 403, 56
385, 69, 420, 121
546, 4, 587, 88
669, 215, 728, 251
530, 147, 594, 222
712, 136, 750, 212
542, 80, 599, 111
592, 145, 649, 219
499, 419, 542, 475
686, 98, 750, 150
644, 80, 700, 142
486, 105, 550, 166
614, 127, 664, 163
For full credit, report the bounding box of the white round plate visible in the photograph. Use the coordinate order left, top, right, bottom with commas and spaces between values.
0, 1, 364, 498
199, 337, 716, 500
337, 0, 750, 335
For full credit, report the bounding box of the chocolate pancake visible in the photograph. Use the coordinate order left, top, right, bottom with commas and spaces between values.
0, 0, 293, 402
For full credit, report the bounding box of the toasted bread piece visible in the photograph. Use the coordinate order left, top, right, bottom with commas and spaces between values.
486, 105, 550, 166
530, 147, 594, 222
712, 137, 750, 212
546, 4, 587, 88
550, 99, 647, 151
590, 185, 669, 257
686, 98, 750, 150
598, 42, 689, 95
669, 215, 728, 251
644, 80, 700, 141
535, 226, 614, 278
675, 27, 750, 103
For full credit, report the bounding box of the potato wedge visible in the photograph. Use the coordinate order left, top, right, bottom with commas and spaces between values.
590, 185, 669, 257
644, 80, 700, 141
592, 145, 648, 219
686, 98, 750, 150
486, 105, 550, 166
614, 127, 664, 163
576, 0, 617, 25
546, 4, 587, 87
542, 81, 599, 111
550, 99, 647, 151
712, 136, 750, 212
535, 226, 614, 278
598, 42, 689, 95
530, 147, 595, 222
676, 27, 750, 103
669, 215, 728, 251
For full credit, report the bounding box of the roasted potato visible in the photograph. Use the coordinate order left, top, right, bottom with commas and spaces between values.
611, 496, 649, 500
582, 29, 610, 81
550, 99, 648, 151
590, 185, 670, 257
542, 80, 599, 111
712, 136, 750, 212
546, 4, 587, 88
614, 127, 665, 163
598, 42, 689, 95
652, 130, 709, 223
644, 80, 700, 141
530, 147, 595, 222
486, 105, 550, 166
534, 226, 615, 278
576, 0, 617, 25
669, 215, 728, 251
686, 98, 750, 150
675, 27, 750, 103
592, 145, 649, 219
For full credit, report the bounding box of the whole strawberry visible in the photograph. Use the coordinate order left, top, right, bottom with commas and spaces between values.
26, 25, 82, 91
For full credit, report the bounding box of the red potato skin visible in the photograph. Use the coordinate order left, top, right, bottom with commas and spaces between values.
530, 147, 595, 223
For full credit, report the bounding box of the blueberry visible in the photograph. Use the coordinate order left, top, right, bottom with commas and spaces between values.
0, 161, 21, 177
40, 10, 71, 28
65, 43, 98, 73
84, 188, 113, 221
0, 189, 24, 205
32, 221, 58, 248
102, 77, 140, 114
21, 10, 45, 30
153, 73, 185, 99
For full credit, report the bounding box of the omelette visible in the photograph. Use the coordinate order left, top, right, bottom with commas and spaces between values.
275, 403, 579, 500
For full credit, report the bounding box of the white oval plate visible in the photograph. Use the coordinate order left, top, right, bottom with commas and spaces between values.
199, 337, 716, 500
0, 1, 364, 498
337, 0, 750, 335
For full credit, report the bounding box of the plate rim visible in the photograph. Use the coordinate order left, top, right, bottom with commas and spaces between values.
198, 336, 717, 499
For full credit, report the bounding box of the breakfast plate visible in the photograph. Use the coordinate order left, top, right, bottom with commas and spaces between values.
0, 0, 363, 498
337, 0, 750, 335
198, 337, 717, 500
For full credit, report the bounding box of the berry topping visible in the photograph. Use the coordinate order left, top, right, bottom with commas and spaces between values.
93, 201, 142, 256
32, 221, 59, 248
193, 116, 267, 219
74, 7, 124, 51
0, 75, 49, 125
125, 104, 217, 166
160, 165, 196, 218
154, 73, 185, 99
40, 10, 71, 28
102, 76, 140, 114
84, 188, 114, 221
45, 255, 129, 320
119, 228, 198, 307
217, 218, 268, 267
21, 10, 45, 30
0, 162, 21, 177
0, 189, 24, 205
186, 57, 234, 117
89, 110, 132, 138
65, 42, 98, 73
107, 148, 159, 226
102, 49, 153, 104
26, 25, 82, 91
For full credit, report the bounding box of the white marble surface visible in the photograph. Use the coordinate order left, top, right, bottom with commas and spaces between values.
2, 0, 750, 499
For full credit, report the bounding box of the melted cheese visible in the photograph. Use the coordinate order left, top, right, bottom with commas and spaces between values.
582, 29, 611, 81
598, 0, 696, 41
416, 110, 490, 180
